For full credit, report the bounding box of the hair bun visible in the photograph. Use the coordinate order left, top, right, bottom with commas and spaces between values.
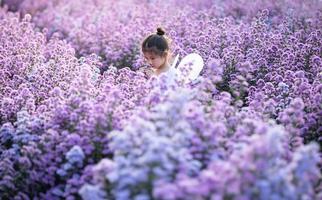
156, 27, 165, 36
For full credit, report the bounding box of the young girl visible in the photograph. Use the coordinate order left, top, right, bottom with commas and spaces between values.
141, 27, 174, 77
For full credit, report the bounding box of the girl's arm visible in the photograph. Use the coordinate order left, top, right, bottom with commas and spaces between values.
138, 66, 154, 79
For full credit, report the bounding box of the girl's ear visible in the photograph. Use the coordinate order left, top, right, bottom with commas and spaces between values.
164, 51, 170, 60
168, 51, 173, 62
162, 51, 168, 57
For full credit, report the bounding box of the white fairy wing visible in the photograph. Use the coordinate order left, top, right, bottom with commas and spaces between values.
176, 53, 204, 84
171, 54, 180, 69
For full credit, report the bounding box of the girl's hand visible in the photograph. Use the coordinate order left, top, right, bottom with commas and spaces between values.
138, 67, 154, 79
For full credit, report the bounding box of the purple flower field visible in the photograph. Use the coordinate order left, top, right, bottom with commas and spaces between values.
0, 0, 321, 199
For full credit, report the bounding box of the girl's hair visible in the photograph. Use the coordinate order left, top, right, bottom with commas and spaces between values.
141, 27, 171, 57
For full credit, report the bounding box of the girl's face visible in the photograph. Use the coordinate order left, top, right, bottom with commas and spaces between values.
143, 52, 167, 70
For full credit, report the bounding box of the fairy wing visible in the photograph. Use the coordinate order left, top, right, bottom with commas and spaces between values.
175, 53, 204, 84
171, 54, 180, 69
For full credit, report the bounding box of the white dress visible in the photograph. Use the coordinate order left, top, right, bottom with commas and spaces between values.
146, 66, 179, 92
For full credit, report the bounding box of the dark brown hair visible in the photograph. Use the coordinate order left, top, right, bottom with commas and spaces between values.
141, 27, 170, 57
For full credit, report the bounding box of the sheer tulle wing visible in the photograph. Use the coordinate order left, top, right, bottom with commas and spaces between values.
175, 53, 204, 84
171, 54, 180, 69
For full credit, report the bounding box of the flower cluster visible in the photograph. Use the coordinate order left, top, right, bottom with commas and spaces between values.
154, 127, 321, 200
0, 1, 321, 199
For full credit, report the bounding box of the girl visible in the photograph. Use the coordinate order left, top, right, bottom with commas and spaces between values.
141, 27, 174, 77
